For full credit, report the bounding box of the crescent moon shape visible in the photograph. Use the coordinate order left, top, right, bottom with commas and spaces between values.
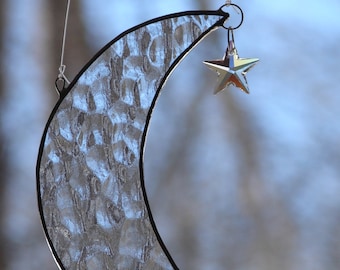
37, 10, 228, 270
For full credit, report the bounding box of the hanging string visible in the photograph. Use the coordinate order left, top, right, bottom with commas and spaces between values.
57, 0, 71, 90
225, 0, 232, 5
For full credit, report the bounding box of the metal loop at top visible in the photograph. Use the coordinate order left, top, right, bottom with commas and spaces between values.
219, 3, 244, 30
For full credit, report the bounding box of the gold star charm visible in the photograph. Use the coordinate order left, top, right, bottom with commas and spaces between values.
204, 40, 259, 94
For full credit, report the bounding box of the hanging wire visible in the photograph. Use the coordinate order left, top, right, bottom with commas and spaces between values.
56, 0, 71, 93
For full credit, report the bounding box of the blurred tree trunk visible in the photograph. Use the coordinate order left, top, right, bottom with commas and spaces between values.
0, 1, 9, 269
222, 93, 296, 269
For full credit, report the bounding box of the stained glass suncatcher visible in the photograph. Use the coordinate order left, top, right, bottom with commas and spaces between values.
37, 9, 229, 269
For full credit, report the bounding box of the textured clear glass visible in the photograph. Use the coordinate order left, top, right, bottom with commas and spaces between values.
38, 12, 226, 269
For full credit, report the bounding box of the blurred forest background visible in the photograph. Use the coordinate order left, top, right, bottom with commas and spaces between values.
0, 0, 340, 269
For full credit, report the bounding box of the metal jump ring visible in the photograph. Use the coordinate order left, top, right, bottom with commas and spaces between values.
219, 3, 244, 30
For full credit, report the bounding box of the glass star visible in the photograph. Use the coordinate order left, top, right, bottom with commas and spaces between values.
204, 42, 259, 94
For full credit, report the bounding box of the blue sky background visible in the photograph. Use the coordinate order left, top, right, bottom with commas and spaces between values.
1, 0, 340, 269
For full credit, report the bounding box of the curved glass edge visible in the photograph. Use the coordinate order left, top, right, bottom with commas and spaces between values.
37, 10, 228, 270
